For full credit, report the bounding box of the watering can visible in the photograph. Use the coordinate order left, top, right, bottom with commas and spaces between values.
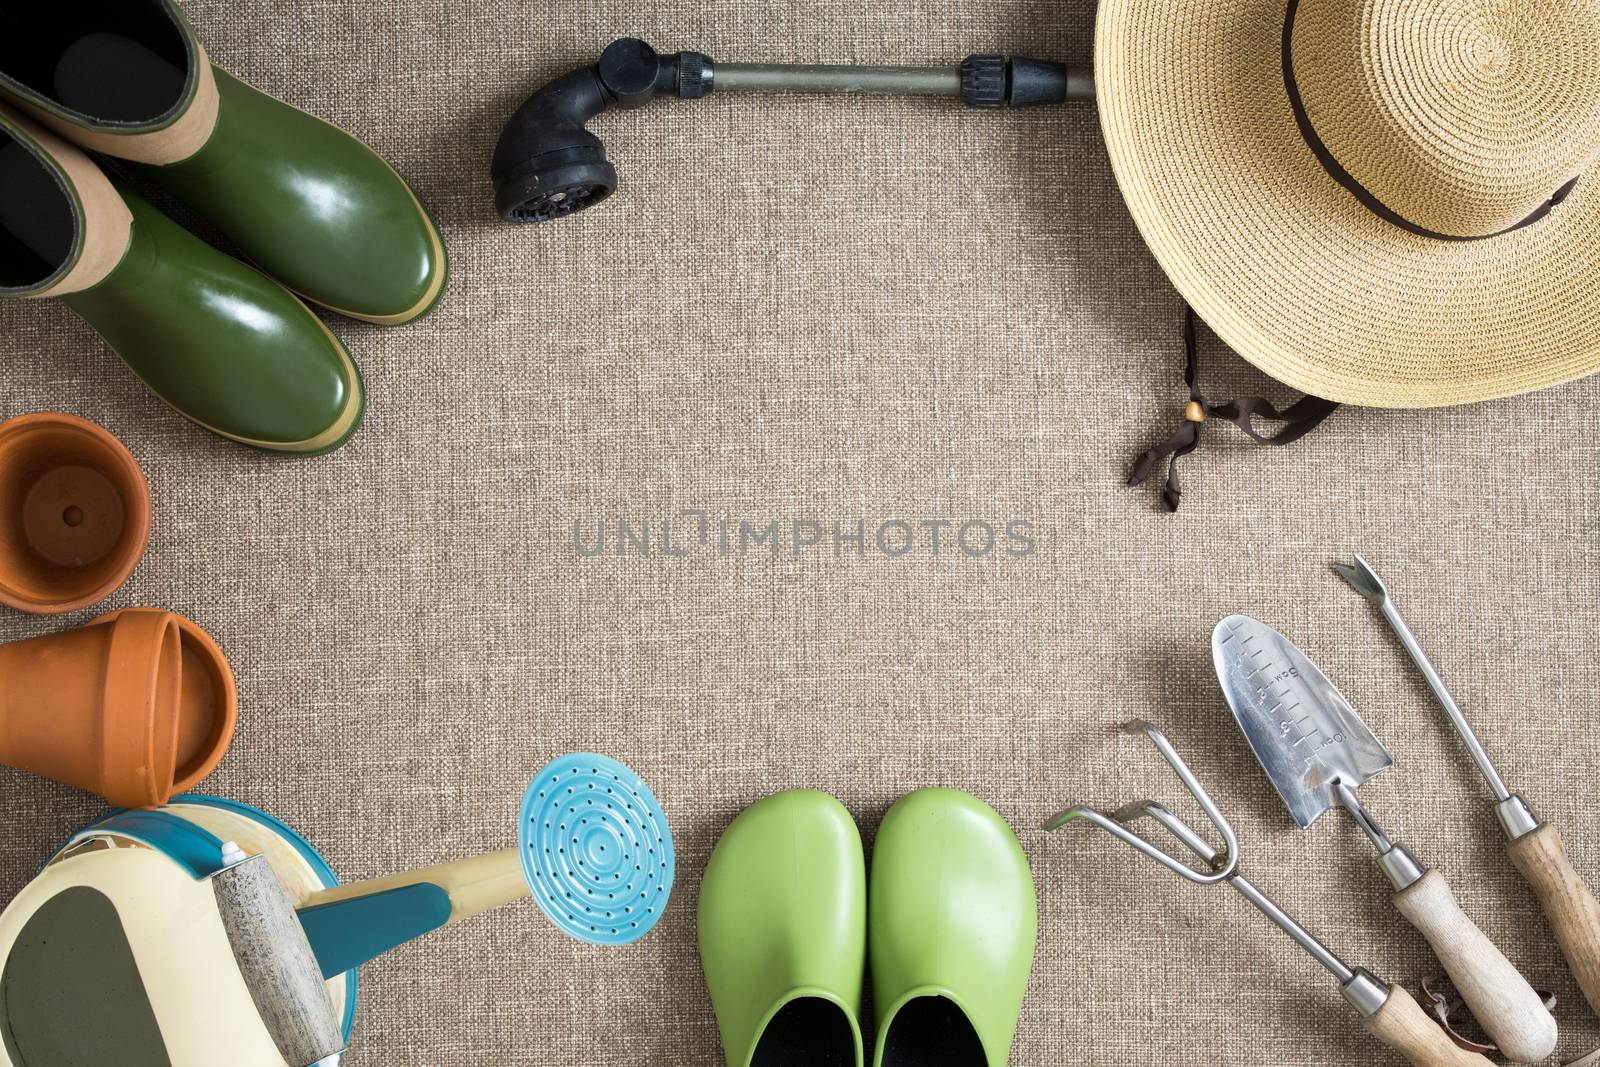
0, 755, 672, 1067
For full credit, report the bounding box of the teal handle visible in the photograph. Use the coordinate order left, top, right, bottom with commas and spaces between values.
296, 882, 453, 978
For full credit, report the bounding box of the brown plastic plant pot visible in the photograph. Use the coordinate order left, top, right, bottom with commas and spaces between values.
0, 609, 238, 807
0, 412, 152, 614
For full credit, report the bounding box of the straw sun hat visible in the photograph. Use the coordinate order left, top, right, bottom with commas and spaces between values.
1096, 0, 1600, 408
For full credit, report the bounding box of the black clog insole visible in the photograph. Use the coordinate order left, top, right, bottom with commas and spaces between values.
879, 996, 986, 1067
751, 998, 858, 1067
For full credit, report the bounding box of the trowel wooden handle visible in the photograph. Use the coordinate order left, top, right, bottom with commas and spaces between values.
1508, 823, 1600, 1015
1364, 986, 1494, 1067
1392, 870, 1556, 1063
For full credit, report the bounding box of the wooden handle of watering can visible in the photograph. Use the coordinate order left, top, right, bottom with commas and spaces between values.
1392, 870, 1556, 1063
1364, 986, 1494, 1067
301, 846, 528, 924
1508, 823, 1600, 1016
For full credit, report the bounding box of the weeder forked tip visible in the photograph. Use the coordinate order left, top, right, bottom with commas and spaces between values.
1332, 554, 1387, 604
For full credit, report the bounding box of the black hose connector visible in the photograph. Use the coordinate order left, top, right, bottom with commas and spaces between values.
491, 38, 710, 222
959, 54, 1073, 108
961, 55, 1007, 107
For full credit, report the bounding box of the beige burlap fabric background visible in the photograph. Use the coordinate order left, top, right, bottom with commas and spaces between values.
3, 1, 1598, 1064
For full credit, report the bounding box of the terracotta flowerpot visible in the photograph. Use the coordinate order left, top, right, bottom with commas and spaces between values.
0, 609, 237, 806
0, 413, 151, 614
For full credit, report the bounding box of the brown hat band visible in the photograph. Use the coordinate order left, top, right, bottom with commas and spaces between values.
1282, 0, 1580, 243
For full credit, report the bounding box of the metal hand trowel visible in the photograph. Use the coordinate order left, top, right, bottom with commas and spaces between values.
1212, 615, 1558, 1063
1213, 614, 1392, 832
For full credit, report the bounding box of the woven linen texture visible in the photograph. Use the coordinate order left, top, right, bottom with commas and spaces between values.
2, 1, 1598, 1063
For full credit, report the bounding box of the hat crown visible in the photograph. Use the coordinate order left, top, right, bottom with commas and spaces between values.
1291, 0, 1600, 237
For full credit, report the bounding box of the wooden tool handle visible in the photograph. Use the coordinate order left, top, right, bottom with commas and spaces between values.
1392, 870, 1556, 1063
1508, 823, 1600, 1015
1364, 986, 1495, 1067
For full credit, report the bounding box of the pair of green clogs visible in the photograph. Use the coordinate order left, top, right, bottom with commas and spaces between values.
699, 789, 1037, 1067
0, 0, 447, 455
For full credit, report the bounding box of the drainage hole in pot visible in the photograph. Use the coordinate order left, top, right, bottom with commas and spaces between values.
62, 506, 84, 527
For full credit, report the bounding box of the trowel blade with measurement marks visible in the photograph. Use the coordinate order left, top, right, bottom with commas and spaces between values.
1212, 614, 1393, 830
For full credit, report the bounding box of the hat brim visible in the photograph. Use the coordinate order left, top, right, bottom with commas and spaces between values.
1095, 0, 1600, 407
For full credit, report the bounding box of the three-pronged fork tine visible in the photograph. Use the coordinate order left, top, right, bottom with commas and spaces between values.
1045, 720, 1239, 885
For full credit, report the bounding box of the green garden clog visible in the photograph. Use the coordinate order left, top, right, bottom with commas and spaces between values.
869, 789, 1037, 1067
0, 105, 362, 454
698, 790, 866, 1067
0, 0, 447, 325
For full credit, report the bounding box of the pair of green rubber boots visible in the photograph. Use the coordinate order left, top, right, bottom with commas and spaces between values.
0, 1, 448, 455
699, 789, 1038, 1067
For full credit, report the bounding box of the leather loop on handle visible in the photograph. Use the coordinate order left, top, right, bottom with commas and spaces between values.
1392, 870, 1556, 1063
1508, 823, 1600, 1015
1364, 986, 1495, 1066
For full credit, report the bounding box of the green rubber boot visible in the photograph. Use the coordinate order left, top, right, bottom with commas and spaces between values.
0, 105, 362, 454
0, 0, 447, 325
869, 789, 1037, 1067
698, 790, 866, 1067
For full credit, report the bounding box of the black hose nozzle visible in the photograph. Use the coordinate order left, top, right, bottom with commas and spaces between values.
491, 39, 710, 222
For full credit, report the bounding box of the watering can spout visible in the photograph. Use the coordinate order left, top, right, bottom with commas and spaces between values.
296, 848, 528, 978
296, 754, 674, 976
